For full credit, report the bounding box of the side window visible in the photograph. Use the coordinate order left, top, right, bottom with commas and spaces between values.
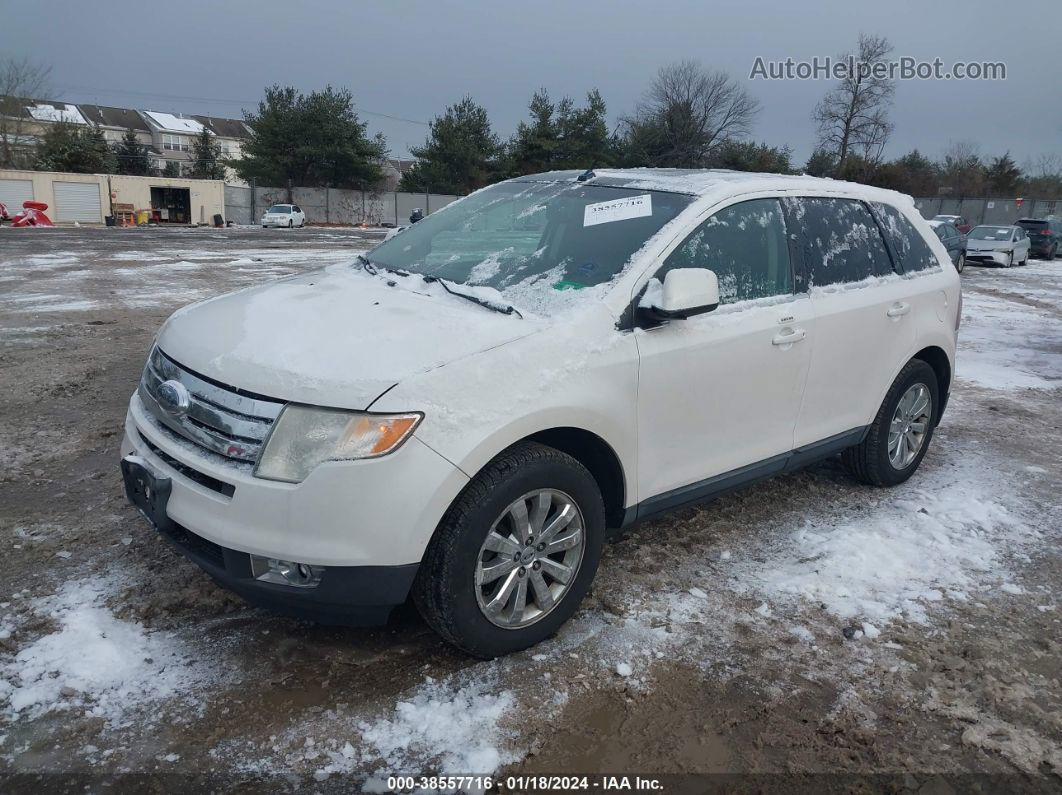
786, 198, 895, 286
869, 201, 938, 273
293, 205, 302, 213
658, 198, 793, 304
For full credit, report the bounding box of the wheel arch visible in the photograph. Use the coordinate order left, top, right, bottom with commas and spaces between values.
523, 427, 627, 528
911, 345, 952, 424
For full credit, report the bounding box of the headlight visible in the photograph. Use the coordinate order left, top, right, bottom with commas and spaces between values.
255, 405, 423, 483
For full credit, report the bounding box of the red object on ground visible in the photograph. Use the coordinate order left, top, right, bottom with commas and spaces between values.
10, 200, 54, 227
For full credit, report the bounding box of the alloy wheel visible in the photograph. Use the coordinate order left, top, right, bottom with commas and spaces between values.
888, 383, 932, 470
475, 489, 585, 629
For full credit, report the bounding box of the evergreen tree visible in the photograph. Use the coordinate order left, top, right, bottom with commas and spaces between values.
803, 148, 837, 176
984, 152, 1022, 195
162, 161, 181, 177
709, 140, 792, 173
506, 88, 614, 175
399, 96, 499, 194
236, 85, 386, 188
33, 122, 115, 173
872, 150, 939, 195
188, 127, 226, 179
113, 128, 151, 176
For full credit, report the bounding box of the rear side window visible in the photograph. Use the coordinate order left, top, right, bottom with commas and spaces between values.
659, 198, 793, 304
870, 202, 939, 273
784, 197, 894, 287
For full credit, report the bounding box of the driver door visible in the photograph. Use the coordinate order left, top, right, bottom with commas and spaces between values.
634, 198, 814, 511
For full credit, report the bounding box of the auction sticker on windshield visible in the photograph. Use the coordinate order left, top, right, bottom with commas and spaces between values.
583, 194, 653, 227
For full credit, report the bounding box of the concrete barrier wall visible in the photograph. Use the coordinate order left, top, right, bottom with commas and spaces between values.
914, 196, 1060, 225
224, 184, 460, 226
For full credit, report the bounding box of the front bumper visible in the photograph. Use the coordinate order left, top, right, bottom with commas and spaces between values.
965, 249, 1012, 265
120, 392, 469, 621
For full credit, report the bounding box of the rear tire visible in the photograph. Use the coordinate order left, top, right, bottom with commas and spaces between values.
956, 253, 965, 273
413, 442, 605, 659
842, 360, 939, 487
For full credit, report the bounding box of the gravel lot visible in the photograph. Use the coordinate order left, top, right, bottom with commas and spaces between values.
0, 226, 1059, 791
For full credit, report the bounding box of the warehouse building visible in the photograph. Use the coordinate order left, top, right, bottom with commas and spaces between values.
0, 168, 224, 225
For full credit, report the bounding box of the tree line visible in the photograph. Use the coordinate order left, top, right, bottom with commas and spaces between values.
4, 49, 1061, 198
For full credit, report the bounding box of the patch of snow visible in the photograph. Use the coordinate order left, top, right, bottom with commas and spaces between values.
1, 577, 218, 722
753, 469, 1035, 626
357, 680, 515, 776
615, 662, 633, 677
27, 103, 87, 125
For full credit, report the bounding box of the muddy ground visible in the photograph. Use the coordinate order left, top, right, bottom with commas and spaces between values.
0, 226, 1059, 792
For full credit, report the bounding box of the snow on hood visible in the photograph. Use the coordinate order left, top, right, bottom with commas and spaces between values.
156, 264, 541, 410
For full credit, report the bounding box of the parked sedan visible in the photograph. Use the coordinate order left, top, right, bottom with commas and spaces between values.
928, 219, 967, 272
932, 214, 971, 234
1014, 217, 1061, 260
261, 204, 306, 228
965, 225, 1031, 267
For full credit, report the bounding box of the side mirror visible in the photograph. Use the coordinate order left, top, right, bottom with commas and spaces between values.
645, 268, 720, 321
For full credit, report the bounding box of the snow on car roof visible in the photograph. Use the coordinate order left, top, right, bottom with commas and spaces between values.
144, 111, 206, 134
513, 168, 912, 205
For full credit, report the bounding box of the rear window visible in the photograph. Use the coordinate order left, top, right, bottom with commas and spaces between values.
870, 202, 939, 273
784, 197, 895, 287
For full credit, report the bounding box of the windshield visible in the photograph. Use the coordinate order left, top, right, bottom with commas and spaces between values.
267, 205, 290, 214
366, 180, 692, 316
969, 226, 1012, 240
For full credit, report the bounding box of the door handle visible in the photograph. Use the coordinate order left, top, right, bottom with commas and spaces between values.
887, 301, 911, 318
772, 328, 806, 346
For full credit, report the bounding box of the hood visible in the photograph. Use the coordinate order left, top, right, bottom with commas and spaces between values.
156, 264, 540, 410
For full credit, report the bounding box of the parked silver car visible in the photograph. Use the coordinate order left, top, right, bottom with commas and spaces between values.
964, 225, 1031, 268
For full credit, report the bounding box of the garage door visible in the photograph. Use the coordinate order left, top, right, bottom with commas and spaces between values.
0, 178, 34, 211
54, 181, 102, 223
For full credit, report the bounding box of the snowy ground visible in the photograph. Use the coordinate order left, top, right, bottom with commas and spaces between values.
0, 228, 1059, 790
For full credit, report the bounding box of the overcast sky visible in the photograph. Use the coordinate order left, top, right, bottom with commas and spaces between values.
3, 0, 1060, 168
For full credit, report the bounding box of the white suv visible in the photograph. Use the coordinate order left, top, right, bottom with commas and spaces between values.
120, 169, 960, 657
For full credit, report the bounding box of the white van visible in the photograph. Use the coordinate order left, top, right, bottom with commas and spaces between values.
121, 169, 961, 657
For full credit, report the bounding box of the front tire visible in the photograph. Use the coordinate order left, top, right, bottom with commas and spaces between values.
288, 219, 294, 228
842, 359, 939, 487
956, 252, 965, 273
413, 442, 605, 658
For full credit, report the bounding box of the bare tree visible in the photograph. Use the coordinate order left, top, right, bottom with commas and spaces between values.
621, 60, 759, 167
812, 34, 895, 176
0, 57, 52, 168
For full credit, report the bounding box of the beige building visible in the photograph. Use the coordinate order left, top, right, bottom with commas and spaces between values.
0, 168, 225, 225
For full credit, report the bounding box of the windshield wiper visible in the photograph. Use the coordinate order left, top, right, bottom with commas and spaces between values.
422, 275, 523, 319
357, 256, 521, 318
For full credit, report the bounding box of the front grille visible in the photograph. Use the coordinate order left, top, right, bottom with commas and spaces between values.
139, 347, 284, 463
138, 431, 236, 497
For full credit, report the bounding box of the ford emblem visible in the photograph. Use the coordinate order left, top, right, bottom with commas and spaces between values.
157, 379, 191, 416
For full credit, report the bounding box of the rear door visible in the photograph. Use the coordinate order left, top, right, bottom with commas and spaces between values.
786, 197, 915, 447
635, 197, 814, 503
